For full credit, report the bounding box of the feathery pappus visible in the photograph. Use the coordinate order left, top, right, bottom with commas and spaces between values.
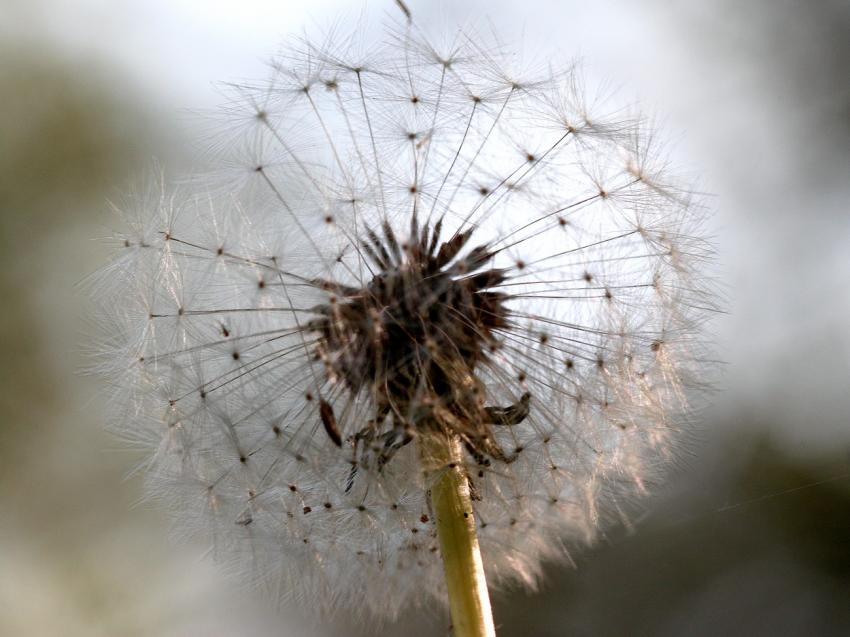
92, 7, 716, 622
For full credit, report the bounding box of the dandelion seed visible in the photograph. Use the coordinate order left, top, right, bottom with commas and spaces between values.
92, 7, 715, 630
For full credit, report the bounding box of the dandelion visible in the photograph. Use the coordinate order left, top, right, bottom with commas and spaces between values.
93, 6, 714, 634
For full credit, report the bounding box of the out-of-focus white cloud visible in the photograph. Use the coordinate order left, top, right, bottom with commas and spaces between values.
4, 1, 669, 106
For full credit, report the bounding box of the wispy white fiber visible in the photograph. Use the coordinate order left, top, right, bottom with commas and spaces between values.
91, 11, 715, 622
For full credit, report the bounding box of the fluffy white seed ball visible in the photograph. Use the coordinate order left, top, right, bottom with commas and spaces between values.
92, 13, 715, 622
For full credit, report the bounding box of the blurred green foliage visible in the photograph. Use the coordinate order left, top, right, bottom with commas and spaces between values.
0, 48, 151, 463
490, 439, 850, 636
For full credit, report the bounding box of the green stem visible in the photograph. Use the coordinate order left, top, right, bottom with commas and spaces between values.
421, 433, 496, 637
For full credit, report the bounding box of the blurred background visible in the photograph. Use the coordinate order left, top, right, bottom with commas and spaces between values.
1, 0, 848, 635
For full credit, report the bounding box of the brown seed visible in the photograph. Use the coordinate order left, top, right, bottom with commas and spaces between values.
319, 399, 342, 447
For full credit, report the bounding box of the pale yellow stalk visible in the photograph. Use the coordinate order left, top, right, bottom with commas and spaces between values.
421, 432, 496, 637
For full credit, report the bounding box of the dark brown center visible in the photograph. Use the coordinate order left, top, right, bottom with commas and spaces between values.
310, 219, 509, 425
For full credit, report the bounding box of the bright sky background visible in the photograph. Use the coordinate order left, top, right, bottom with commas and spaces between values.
9, 1, 678, 108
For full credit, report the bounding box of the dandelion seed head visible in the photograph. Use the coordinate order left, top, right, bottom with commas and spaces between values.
92, 10, 715, 622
